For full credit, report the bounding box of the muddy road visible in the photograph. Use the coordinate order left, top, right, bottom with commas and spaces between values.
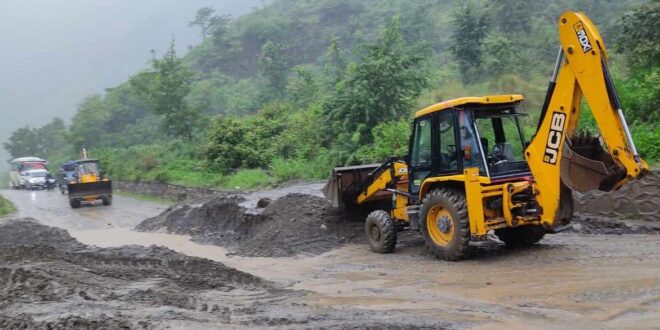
1, 187, 659, 329
0, 189, 168, 231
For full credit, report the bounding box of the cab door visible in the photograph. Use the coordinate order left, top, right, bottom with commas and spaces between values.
408, 116, 434, 196
408, 111, 461, 197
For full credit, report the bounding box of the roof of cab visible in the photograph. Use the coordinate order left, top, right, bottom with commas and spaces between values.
414, 94, 524, 118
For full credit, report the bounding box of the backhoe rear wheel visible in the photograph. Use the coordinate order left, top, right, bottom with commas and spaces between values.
420, 189, 470, 261
365, 210, 397, 253
495, 225, 546, 247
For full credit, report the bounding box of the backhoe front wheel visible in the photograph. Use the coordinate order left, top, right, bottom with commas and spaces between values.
420, 189, 470, 261
365, 210, 397, 253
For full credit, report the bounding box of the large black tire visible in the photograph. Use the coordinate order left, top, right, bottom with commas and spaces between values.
495, 225, 546, 247
365, 210, 397, 253
419, 189, 470, 261
69, 198, 81, 209
102, 196, 113, 206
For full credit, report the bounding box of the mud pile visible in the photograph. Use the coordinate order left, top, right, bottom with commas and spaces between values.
574, 169, 660, 221
0, 218, 279, 328
137, 193, 367, 257
0, 218, 447, 329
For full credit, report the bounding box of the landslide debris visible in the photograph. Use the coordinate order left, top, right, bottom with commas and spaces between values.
137, 193, 368, 257
0, 218, 448, 329
0, 218, 279, 328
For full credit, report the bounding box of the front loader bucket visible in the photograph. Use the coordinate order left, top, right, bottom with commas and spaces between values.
322, 164, 380, 208
68, 181, 113, 200
560, 134, 625, 192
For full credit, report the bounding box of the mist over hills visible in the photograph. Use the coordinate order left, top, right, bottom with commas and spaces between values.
0, 0, 263, 168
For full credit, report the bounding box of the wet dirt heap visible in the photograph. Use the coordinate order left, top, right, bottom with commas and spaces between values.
575, 169, 660, 221
0, 218, 278, 328
0, 218, 445, 329
137, 194, 366, 257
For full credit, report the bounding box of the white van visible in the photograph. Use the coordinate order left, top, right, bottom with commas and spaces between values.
8, 157, 48, 189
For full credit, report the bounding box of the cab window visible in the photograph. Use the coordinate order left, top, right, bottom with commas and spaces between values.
437, 111, 459, 173
458, 111, 485, 173
410, 118, 432, 167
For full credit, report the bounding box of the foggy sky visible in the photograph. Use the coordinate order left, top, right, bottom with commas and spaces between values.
0, 0, 263, 168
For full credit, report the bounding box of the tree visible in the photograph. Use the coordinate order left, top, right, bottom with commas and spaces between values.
487, 0, 533, 34
36, 118, 67, 156
190, 7, 232, 43
325, 17, 428, 155
324, 38, 347, 87
3, 127, 39, 158
614, 2, 660, 124
208, 15, 232, 46
190, 7, 216, 39
3, 118, 67, 158
131, 41, 197, 139
451, 3, 488, 83
615, 2, 660, 69
259, 41, 290, 98
70, 95, 110, 148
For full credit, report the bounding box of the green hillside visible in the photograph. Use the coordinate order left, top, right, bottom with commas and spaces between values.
4, 0, 657, 188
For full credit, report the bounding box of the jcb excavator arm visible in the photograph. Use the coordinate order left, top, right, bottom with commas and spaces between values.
525, 11, 650, 229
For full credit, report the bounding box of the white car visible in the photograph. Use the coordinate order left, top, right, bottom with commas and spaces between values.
22, 169, 49, 190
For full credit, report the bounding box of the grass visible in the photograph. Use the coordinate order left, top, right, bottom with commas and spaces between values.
0, 194, 16, 217
217, 169, 275, 190
114, 190, 174, 205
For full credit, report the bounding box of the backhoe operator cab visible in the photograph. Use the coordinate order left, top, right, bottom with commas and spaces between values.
409, 95, 530, 198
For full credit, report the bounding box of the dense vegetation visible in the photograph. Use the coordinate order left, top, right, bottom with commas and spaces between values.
4, 0, 658, 189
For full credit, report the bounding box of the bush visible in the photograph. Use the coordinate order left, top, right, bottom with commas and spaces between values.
354, 119, 411, 163
204, 105, 287, 172
270, 154, 333, 183
220, 169, 274, 189
631, 124, 660, 164
0, 194, 16, 216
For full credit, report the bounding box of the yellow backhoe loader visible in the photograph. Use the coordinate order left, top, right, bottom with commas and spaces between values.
67, 147, 113, 209
323, 11, 650, 260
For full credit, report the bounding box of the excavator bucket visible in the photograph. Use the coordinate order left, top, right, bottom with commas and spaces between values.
322, 164, 380, 207
560, 133, 626, 192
